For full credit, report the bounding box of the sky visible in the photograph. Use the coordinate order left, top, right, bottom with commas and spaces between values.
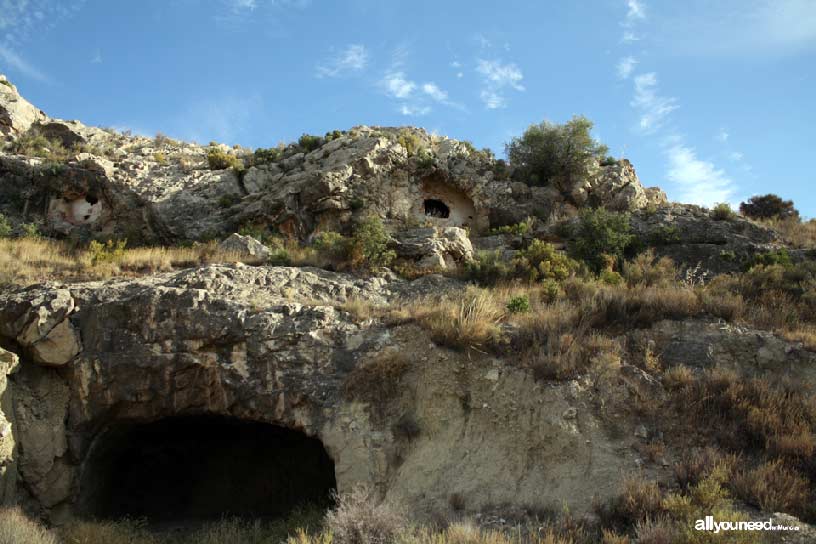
1, 0, 815, 216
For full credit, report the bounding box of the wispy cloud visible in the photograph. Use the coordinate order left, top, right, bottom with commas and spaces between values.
381, 71, 416, 99
728, 151, 744, 161
422, 82, 448, 102
626, 0, 646, 23
659, 0, 816, 57
0, 45, 49, 81
617, 56, 638, 79
399, 104, 431, 116
666, 143, 737, 205
631, 72, 678, 132
316, 44, 368, 78
0, 0, 87, 83
716, 127, 729, 142
91, 49, 103, 64
476, 59, 524, 109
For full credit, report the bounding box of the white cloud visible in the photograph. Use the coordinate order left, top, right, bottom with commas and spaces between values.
422, 82, 448, 102
622, 31, 640, 42
381, 71, 416, 99
476, 59, 524, 109
229, 0, 257, 10
399, 104, 431, 116
0, 45, 48, 81
717, 127, 729, 142
480, 89, 505, 109
476, 59, 525, 90
666, 143, 736, 205
626, 0, 646, 23
728, 151, 744, 161
617, 56, 638, 79
177, 94, 262, 145
316, 44, 369, 78
631, 72, 678, 132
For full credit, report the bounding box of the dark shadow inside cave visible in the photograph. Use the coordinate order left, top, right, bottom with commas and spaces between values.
78, 415, 336, 523
424, 198, 450, 218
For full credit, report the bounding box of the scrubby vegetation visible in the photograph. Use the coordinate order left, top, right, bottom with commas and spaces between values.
506, 115, 608, 187
206, 147, 244, 171
740, 193, 799, 220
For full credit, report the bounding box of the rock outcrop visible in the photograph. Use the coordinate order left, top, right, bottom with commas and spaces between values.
0, 265, 646, 521
0, 85, 662, 245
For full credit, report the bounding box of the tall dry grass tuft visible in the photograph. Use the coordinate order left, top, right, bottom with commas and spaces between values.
0, 507, 58, 544
416, 287, 504, 351
324, 486, 404, 544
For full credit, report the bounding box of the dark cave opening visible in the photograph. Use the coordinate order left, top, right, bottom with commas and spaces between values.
78, 416, 336, 523
424, 198, 450, 218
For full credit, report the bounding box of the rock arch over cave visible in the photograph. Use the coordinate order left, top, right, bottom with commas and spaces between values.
77, 415, 336, 523
415, 173, 484, 230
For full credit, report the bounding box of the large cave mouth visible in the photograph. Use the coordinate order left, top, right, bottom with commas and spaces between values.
78, 415, 336, 523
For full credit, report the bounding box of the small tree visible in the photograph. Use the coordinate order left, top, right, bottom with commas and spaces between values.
569, 208, 634, 274
506, 115, 608, 187
350, 215, 396, 269
739, 194, 799, 220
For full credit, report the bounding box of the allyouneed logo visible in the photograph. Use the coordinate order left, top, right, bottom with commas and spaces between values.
695, 516, 800, 533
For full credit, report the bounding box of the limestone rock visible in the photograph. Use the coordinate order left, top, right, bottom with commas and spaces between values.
219, 233, 272, 260
0, 74, 46, 137
392, 227, 474, 269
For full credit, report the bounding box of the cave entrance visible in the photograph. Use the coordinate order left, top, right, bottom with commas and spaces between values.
424, 199, 451, 219
78, 416, 336, 523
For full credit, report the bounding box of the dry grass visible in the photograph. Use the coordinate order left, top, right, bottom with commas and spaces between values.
0, 237, 262, 287
324, 486, 404, 544
412, 286, 504, 351
760, 217, 816, 248
0, 507, 58, 544
732, 459, 812, 514
343, 351, 413, 405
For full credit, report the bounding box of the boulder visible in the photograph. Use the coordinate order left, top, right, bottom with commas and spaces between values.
393, 227, 474, 269
219, 233, 272, 259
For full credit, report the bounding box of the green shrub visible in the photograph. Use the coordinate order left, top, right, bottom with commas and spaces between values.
569, 208, 634, 273
600, 269, 624, 285
0, 79, 12, 88
10, 128, 69, 161
350, 215, 396, 269
397, 129, 422, 156
491, 217, 535, 236
506, 295, 531, 314
415, 149, 435, 170
599, 155, 619, 166
153, 151, 167, 165
747, 248, 792, 269
492, 159, 510, 180
506, 115, 608, 187
298, 133, 324, 153
0, 214, 11, 238
649, 225, 681, 245
740, 194, 799, 220
89, 239, 127, 265
312, 231, 351, 261
20, 223, 41, 239
253, 147, 283, 164
710, 202, 736, 220
207, 148, 244, 171
467, 241, 578, 285
325, 129, 344, 141
541, 279, 560, 303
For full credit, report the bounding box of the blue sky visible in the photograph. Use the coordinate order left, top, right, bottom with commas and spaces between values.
1, 0, 815, 215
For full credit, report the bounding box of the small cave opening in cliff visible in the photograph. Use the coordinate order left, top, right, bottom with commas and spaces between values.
424, 198, 451, 218
78, 415, 336, 524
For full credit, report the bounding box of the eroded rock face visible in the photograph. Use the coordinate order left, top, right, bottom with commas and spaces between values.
392, 227, 474, 270
0, 265, 643, 521
0, 75, 46, 137
1, 85, 660, 244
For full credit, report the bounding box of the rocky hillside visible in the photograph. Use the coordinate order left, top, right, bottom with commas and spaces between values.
1, 72, 816, 543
